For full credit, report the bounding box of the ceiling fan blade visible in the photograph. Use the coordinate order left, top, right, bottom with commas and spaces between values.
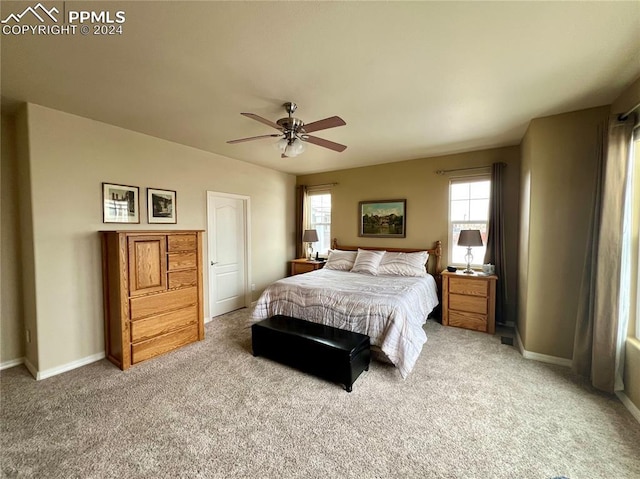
302, 116, 346, 134
227, 134, 281, 144
241, 113, 283, 131
304, 135, 347, 152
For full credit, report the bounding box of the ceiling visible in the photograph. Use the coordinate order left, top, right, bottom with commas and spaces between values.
2, 1, 639, 175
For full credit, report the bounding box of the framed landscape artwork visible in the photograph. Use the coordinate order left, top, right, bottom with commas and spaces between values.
147, 188, 177, 224
102, 183, 139, 223
359, 199, 406, 238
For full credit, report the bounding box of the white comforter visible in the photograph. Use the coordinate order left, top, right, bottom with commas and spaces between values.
251, 269, 439, 378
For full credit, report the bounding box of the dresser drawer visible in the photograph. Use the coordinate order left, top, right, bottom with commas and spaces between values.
168, 234, 197, 252
130, 305, 197, 343
449, 277, 488, 297
448, 310, 488, 332
130, 287, 198, 320
168, 269, 197, 289
449, 293, 487, 315
168, 252, 197, 271
131, 324, 199, 364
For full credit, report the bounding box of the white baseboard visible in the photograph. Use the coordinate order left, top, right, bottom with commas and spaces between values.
34, 352, 106, 380
0, 357, 25, 371
616, 391, 640, 424
204, 316, 212, 324
515, 327, 572, 367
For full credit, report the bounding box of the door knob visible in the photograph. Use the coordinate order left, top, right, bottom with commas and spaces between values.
211, 261, 218, 265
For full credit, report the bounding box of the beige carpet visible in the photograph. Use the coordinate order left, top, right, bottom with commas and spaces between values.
2, 309, 639, 478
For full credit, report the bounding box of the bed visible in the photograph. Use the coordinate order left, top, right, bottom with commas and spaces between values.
251, 239, 442, 378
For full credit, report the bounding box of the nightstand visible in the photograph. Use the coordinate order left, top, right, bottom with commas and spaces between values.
290, 258, 325, 276
441, 270, 497, 334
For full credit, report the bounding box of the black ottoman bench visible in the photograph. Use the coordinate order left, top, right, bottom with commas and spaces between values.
251, 315, 370, 392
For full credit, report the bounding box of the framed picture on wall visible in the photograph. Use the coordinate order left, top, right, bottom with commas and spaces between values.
102, 183, 140, 223
147, 188, 177, 224
359, 199, 406, 238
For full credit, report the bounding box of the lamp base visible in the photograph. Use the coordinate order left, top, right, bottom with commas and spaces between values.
463, 248, 474, 274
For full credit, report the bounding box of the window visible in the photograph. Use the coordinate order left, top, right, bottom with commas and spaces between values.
307, 191, 331, 257
449, 177, 490, 267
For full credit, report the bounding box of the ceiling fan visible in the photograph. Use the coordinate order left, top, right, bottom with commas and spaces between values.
227, 102, 347, 158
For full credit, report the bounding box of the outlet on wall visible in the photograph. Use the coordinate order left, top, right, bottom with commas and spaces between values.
251, 283, 256, 291
25, 329, 31, 343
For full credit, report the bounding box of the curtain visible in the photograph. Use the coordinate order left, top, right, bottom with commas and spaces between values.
483, 162, 507, 325
573, 114, 636, 393
295, 185, 308, 259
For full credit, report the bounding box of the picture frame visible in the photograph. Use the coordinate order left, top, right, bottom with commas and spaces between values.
102, 182, 139, 223
359, 199, 406, 238
147, 187, 177, 224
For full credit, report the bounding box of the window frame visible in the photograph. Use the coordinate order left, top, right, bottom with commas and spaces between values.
448, 175, 491, 269
306, 188, 332, 258
633, 134, 640, 340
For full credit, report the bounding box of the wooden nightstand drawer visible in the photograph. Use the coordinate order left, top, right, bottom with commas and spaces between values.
293, 262, 316, 274
449, 293, 487, 315
449, 310, 488, 332
449, 277, 488, 297
290, 259, 324, 276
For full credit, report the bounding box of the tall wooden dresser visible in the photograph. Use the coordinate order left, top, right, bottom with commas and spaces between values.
100, 230, 205, 370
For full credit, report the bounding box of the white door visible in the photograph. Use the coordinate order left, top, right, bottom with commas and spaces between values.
207, 193, 249, 317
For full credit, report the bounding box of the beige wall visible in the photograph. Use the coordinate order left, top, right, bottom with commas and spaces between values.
612, 76, 640, 412
517, 129, 533, 346
518, 106, 610, 359
297, 146, 521, 324
15, 107, 39, 370
12, 103, 295, 373
1, 114, 25, 365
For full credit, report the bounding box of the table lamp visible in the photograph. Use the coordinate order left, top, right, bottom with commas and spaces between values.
302, 229, 319, 260
457, 229, 483, 274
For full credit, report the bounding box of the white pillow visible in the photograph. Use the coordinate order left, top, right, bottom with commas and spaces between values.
377, 251, 428, 277
350, 249, 385, 275
324, 249, 357, 271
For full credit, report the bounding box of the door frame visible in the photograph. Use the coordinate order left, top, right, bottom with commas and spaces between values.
206, 191, 252, 320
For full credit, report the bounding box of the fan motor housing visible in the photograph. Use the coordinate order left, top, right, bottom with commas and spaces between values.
276, 117, 304, 133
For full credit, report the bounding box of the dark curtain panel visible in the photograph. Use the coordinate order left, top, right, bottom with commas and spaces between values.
483, 162, 507, 325
295, 185, 308, 259
572, 121, 606, 383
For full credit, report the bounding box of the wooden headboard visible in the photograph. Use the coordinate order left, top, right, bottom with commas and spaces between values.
331, 238, 443, 278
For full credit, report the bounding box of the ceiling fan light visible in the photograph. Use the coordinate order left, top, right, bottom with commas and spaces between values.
284, 142, 299, 157
287, 138, 305, 156
295, 138, 306, 154
273, 138, 288, 153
